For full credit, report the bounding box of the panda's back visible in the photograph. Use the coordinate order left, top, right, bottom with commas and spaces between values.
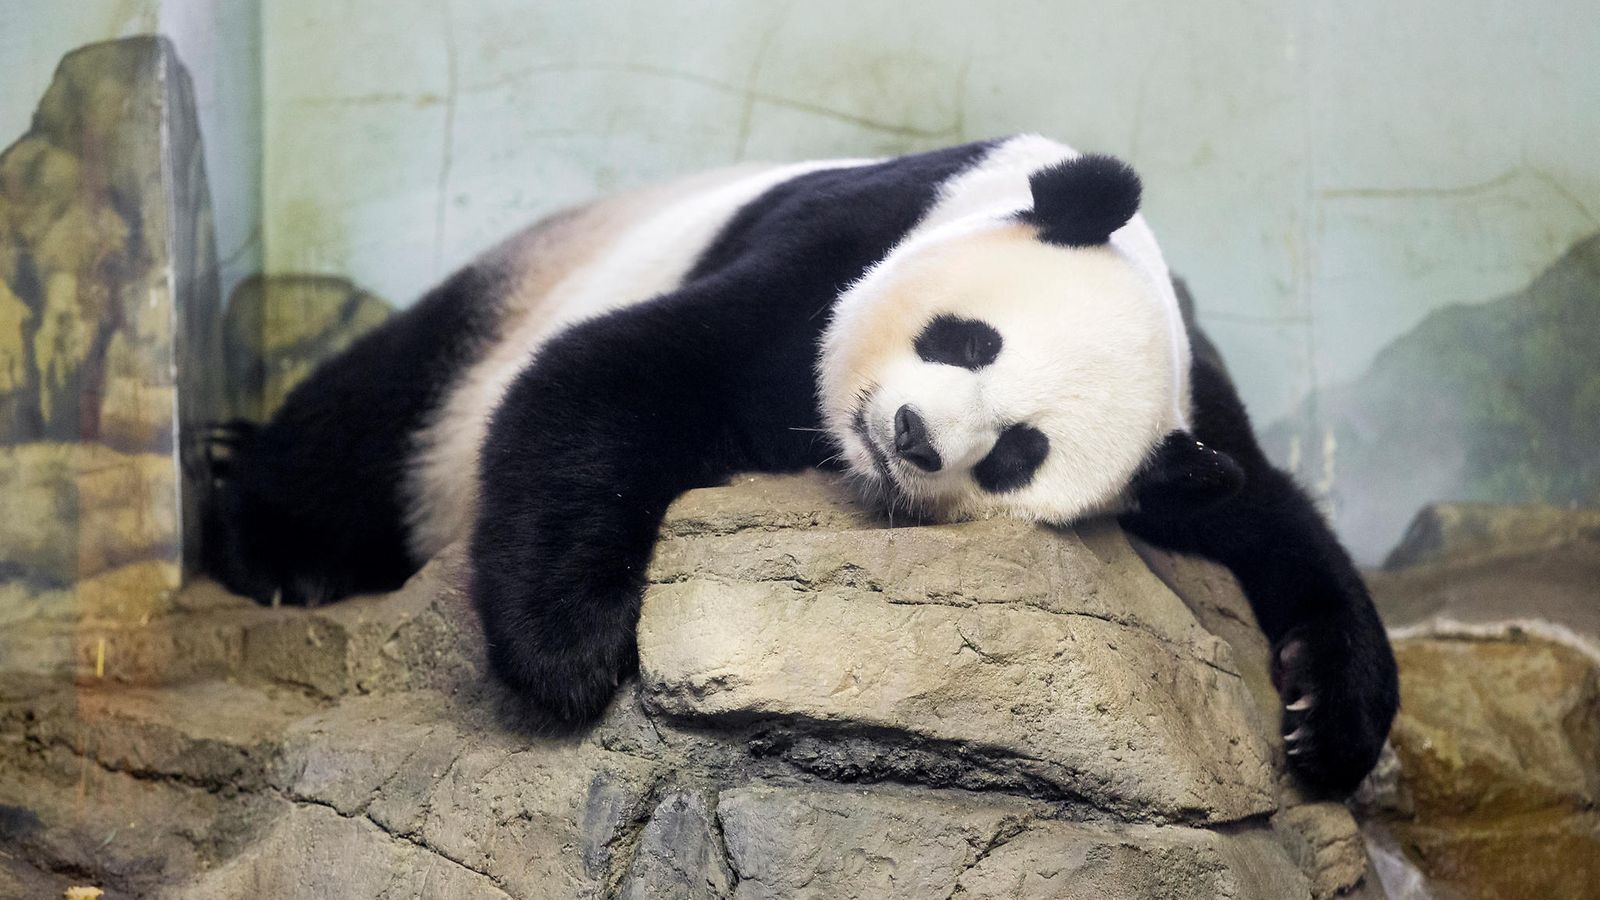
403, 158, 877, 559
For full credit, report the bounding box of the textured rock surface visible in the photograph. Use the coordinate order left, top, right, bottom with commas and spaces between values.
1358, 503, 1600, 900
222, 273, 393, 422
1382, 502, 1600, 571
640, 497, 1273, 823
1358, 634, 1600, 900
0, 475, 1377, 898
0, 36, 222, 594
716, 782, 1307, 899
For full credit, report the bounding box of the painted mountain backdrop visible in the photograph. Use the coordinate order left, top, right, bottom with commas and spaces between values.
1265, 233, 1600, 563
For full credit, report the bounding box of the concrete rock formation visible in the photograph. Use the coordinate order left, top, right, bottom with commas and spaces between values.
0, 474, 1379, 898
1357, 502, 1600, 899
222, 274, 393, 422
1383, 501, 1600, 571
1370, 502, 1600, 656
0, 36, 222, 592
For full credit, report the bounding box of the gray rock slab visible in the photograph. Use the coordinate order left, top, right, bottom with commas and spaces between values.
619, 790, 736, 900
717, 781, 1307, 900
1370, 504, 1600, 649
10, 680, 318, 789
640, 575, 1273, 823
273, 690, 662, 899
0, 742, 271, 895
170, 801, 511, 900
1383, 502, 1600, 570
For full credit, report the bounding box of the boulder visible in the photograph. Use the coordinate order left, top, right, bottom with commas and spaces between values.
639, 481, 1274, 824
1357, 502, 1600, 899
222, 274, 393, 422
1370, 503, 1600, 652
0, 36, 223, 596
1357, 635, 1600, 900
1382, 502, 1600, 571
0, 474, 1380, 898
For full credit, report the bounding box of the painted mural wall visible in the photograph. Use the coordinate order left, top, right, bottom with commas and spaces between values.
1, 0, 262, 301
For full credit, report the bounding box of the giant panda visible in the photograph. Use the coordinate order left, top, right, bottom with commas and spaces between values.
206, 135, 1398, 794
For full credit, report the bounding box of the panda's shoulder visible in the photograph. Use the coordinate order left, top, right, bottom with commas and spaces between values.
688, 140, 999, 278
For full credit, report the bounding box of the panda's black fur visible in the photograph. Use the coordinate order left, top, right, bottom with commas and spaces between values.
206, 139, 1397, 796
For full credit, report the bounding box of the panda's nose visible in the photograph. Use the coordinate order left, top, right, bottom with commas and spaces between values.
893, 405, 942, 472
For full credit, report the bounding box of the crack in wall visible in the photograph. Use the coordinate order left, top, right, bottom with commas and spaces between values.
459, 60, 964, 140
945, 813, 1032, 899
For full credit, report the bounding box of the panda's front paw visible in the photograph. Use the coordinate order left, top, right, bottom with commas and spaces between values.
472, 562, 641, 726
487, 615, 638, 724
1271, 612, 1399, 795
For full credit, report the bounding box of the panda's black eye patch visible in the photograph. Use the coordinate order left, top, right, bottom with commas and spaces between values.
973, 424, 1049, 493
914, 315, 1002, 370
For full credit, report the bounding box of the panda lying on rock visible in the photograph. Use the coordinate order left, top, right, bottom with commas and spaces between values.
206, 135, 1398, 795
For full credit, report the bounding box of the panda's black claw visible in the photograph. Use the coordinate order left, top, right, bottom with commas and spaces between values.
1268, 616, 1399, 796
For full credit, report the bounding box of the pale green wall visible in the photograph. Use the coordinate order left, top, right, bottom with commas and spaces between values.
259, 0, 1600, 426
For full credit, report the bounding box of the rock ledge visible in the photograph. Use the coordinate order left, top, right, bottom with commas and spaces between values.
0, 474, 1377, 898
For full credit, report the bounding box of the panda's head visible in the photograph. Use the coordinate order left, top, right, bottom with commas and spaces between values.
819, 153, 1239, 525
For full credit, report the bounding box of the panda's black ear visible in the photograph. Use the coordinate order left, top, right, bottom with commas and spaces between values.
1130, 430, 1244, 517
1023, 154, 1141, 247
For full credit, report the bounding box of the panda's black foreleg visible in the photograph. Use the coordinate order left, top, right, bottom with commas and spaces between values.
471, 371, 696, 721
467, 291, 815, 723
204, 267, 496, 607
1121, 360, 1399, 796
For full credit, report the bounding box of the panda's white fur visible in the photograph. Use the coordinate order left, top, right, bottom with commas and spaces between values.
819, 135, 1191, 524
406, 135, 1188, 556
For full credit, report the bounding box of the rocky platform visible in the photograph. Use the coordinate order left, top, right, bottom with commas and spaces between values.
1358, 502, 1600, 899
0, 475, 1378, 898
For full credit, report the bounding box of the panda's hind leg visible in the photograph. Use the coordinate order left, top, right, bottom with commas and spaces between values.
202, 409, 415, 606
